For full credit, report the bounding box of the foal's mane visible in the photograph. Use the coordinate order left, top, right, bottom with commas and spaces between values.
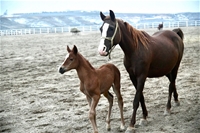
123, 21, 150, 49
78, 52, 95, 70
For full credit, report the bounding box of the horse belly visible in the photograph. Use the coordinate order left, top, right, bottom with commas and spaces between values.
148, 68, 172, 77
97, 67, 116, 93
148, 57, 178, 77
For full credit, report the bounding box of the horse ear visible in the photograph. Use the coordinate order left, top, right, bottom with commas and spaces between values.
67, 45, 71, 52
73, 45, 78, 55
109, 10, 115, 21
100, 11, 106, 21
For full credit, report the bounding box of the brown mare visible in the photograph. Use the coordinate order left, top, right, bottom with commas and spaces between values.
59, 45, 125, 133
98, 10, 184, 133
158, 22, 163, 30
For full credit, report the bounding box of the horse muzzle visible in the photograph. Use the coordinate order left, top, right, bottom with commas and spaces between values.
98, 43, 109, 56
59, 67, 66, 74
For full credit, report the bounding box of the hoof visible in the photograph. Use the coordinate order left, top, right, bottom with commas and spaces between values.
106, 124, 111, 131
125, 126, 136, 133
139, 119, 148, 126
164, 109, 171, 116
119, 124, 125, 132
175, 101, 180, 106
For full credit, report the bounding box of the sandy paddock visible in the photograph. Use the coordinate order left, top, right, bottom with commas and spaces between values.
0, 27, 200, 133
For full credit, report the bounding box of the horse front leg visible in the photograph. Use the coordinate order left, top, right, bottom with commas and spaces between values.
126, 76, 147, 133
129, 74, 148, 121
89, 95, 100, 133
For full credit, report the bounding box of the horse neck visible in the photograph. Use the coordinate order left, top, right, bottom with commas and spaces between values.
118, 20, 149, 56
76, 54, 95, 82
118, 21, 136, 56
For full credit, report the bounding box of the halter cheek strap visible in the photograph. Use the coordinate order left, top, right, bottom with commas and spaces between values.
101, 21, 120, 59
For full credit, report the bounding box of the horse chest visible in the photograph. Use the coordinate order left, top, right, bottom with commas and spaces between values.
80, 81, 100, 97
124, 56, 150, 76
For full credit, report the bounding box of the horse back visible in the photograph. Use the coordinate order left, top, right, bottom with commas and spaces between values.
152, 30, 184, 55
98, 63, 120, 79
146, 30, 184, 77
97, 63, 120, 88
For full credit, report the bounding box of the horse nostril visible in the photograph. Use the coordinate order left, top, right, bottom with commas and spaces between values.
103, 46, 106, 52
59, 67, 65, 74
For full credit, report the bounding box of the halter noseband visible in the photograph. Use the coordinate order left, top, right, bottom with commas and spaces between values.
101, 21, 120, 59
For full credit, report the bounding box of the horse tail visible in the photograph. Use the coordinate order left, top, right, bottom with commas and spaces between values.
173, 28, 184, 40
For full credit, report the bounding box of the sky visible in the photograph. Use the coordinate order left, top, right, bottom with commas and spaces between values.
1, 0, 200, 15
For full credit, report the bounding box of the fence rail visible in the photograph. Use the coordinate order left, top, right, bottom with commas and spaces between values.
1, 20, 200, 36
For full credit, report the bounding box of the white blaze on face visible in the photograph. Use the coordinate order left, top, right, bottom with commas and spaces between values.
98, 23, 109, 55
65, 53, 70, 60
102, 23, 109, 38
60, 53, 69, 67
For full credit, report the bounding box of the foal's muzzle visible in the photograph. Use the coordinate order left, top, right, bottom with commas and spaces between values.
59, 67, 66, 74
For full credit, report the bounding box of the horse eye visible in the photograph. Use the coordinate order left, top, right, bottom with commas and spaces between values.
70, 58, 73, 61
110, 27, 114, 31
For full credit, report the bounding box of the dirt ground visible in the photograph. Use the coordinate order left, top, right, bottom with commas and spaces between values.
0, 27, 200, 133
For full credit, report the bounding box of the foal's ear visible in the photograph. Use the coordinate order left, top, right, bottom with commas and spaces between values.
67, 45, 71, 52
73, 45, 78, 55
100, 11, 106, 21
109, 10, 115, 22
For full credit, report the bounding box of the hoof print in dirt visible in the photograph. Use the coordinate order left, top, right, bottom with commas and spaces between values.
139, 119, 148, 126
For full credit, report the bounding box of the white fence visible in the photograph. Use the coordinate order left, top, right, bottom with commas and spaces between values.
1, 20, 200, 36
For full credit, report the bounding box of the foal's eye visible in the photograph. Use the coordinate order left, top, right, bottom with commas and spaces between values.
70, 58, 73, 61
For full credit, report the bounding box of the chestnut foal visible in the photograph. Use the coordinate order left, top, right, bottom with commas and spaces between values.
59, 45, 125, 133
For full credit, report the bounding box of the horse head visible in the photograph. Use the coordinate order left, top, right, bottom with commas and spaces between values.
98, 10, 121, 57
59, 45, 79, 74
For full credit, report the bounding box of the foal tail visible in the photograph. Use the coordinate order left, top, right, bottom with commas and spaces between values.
173, 28, 184, 40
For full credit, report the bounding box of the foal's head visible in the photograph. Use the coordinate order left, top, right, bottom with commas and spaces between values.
98, 10, 121, 56
59, 45, 79, 74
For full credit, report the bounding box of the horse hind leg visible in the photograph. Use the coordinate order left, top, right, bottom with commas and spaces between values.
165, 69, 180, 115
112, 84, 125, 131
103, 91, 113, 131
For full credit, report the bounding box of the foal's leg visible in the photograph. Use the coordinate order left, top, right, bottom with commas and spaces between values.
112, 84, 125, 131
86, 96, 92, 107
103, 91, 113, 131
89, 95, 100, 133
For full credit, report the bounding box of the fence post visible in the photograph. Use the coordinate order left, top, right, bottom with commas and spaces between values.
68, 27, 70, 33
82, 26, 84, 32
